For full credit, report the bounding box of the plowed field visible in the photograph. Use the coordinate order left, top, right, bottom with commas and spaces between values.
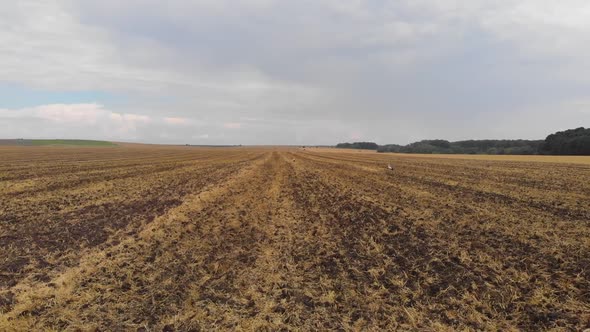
1, 146, 589, 331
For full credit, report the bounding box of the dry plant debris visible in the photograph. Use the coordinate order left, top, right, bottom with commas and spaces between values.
0, 145, 589, 331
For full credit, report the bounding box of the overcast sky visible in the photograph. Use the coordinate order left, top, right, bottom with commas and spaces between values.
1, 0, 589, 145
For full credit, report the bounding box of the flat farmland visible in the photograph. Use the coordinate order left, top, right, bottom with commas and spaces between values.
0, 146, 589, 331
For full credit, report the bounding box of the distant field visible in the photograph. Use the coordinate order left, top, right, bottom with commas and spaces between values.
321, 147, 590, 165
0, 146, 588, 330
0, 139, 116, 146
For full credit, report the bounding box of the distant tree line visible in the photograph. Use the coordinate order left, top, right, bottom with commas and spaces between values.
335, 142, 379, 150
377, 139, 543, 155
539, 127, 590, 155
336, 127, 590, 155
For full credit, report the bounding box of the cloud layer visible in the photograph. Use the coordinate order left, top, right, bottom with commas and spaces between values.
0, 104, 151, 140
1, 0, 589, 144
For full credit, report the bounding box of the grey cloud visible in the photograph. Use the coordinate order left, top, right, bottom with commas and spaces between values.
1, 1, 589, 144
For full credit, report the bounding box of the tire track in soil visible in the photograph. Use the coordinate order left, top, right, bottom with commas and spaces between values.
293, 151, 590, 267
163, 151, 362, 330
288, 151, 590, 330
1, 150, 257, 197
297, 150, 590, 220
0, 152, 272, 331
292, 150, 590, 268
0, 153, 263, 290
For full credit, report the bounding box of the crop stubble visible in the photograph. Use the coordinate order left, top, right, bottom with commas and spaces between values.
0, 146, 589, 330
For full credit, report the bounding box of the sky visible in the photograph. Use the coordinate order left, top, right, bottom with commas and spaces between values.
1, 0, 589, 145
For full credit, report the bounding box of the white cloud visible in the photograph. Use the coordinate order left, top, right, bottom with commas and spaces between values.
0, 103, 153, 139
164, 117, 190, 125
36, 103, 104, 124
223, 122, 242, 129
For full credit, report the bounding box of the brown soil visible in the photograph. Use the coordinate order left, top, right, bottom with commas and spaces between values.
0, 146, 589, 331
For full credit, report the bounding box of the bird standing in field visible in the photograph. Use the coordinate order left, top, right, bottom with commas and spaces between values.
388, 163, 394, 170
